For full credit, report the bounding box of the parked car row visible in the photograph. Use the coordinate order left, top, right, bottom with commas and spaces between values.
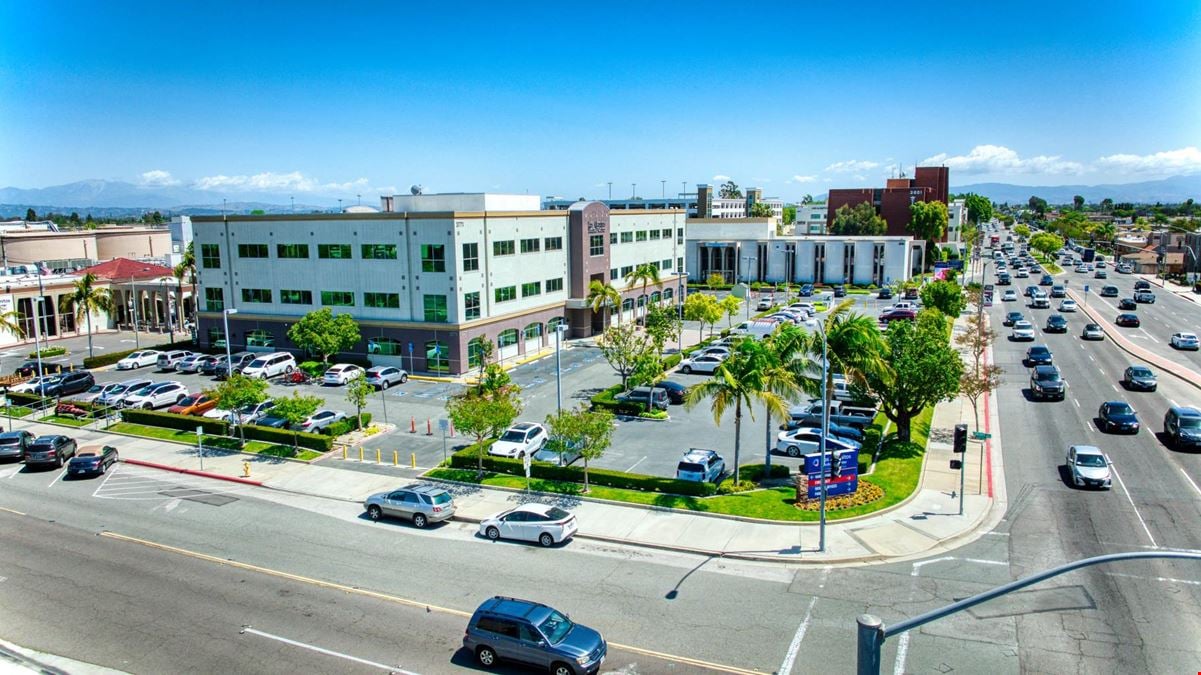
0, 432, 116, 476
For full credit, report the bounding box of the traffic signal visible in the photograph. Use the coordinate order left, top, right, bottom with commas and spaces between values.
953, 424, 968, 454
829, 452, 842, 479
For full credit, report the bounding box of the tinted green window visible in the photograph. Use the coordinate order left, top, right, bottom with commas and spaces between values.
497, 329, 518, 347
368, 337, 402, 356
589, 235, 604, 256
545, 278, 563, 293
364, 292, 400, 309
318, 244, 353, 259
321, 291, 354, 306
467, 337, 487, 368
609, 232, 618, 244
280, 289, 312, 305
520, 238, 540, 253
423, 295, 448, 322
237, 243, 268, 258
521, 281, 541, 297
420, 244, 445, 272
493, 240, 515, 256
277, 244, 309, 259
495, 286, 517, 303
208, 327, 226, 348
635, 231, 648, 242
201, 244, 221, 269
649, 229, 661, 240
425, 340, 449, 373
246, 329, 274, 348
241, 288, 272, 303
204, 287, 224, 311
544, 236, 563, 251
620, 231, 633, 243
464, 291, 481, 320
462, 243, 479, 271
362, 244, 398, 260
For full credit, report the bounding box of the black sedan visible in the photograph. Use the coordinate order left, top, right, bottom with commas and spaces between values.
877, 287, 893, 300
1025, 345, 1054, 366
1044, 315, 1068, 333
833, 285, 847, 297
1004, 311, 1025, 326
656, 380, 689, 404
254, 415, 291, 429
1115, 313, 1141, 327
13, 360, 65, 378
67, 445, 119, 477
39, 370, 95, 397
1117, 298, 1137, 310
1097, 401, 1140, 434
1122, 366, 1158, 392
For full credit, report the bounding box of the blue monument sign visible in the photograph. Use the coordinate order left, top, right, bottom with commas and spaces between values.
802, 448, 860, 499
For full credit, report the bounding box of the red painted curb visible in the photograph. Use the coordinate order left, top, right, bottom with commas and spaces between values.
120, 458, 264, 487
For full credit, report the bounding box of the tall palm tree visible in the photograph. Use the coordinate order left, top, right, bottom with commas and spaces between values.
623, 263, 662, 324
173, 241, 197, 334
684, 339, 790, 484
0, 310, 25, 341
59, 273, 113, 358
586, 280, 621, 329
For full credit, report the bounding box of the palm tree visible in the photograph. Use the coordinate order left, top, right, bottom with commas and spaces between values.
173, 241, 197, 334
586, 280, 621, 329
59, 273, 113, 358
623, 263, 662, 324
684, 339, 790, 484
0, 310, 25, 341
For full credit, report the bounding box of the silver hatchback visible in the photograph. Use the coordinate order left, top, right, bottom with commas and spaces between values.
363, 484, 455, 528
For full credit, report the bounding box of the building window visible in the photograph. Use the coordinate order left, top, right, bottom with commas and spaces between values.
208, 327, 226, 349
589, 235, 604, 256
650, 291, 662, 304
635, 230, 648, 242
677, 256, 684, 271
548, 316, 566, 334
420, 244, 445, 272
621, 265, 633, 278
462, 243, 479, 271
362, 244, 398, 260
280, 289, 312, 305
677, 227, 684, 244
321, 290, 354, 306
493, 240, 515, 256
364, 292, 400, 309
318, 244, 353, 259
649, 229, 661, 240
664, 287, 674, 301
610, 232, 618, 245
521, 281, 541, 297
421, 294, 447, 322
620, 231, 633, 243
277, 243, 309, 259
237, 243, 268, 258
464, 291, 481, 320
497, 329, 518, 348
621, 298, 634, 313
246, 329, 274, 348
663, 228, 672, 239
201, 244, 221, 269
662, 258, 672, 269
520, 238, 541, 253
610, 268, 618, 281
545, 278, 563, 293
425, 340, 449, 372
241, 288, 272, 303
495, 285, 517, 303
544, 236, 563, 251
368, 337, 403, 356
204, 287, 224, 312
467, 337, 487, 369
523, 322, 542, 342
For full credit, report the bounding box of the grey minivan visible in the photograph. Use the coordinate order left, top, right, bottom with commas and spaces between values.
363, 484, 455, 528
463, 596, 606, 675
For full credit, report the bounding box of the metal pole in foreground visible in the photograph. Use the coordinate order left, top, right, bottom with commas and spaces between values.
818, 326, 830, 552
196, 425, 204, 471
856, 615, 884, 675
555, 324, 565, 416
222, 308, 237, 376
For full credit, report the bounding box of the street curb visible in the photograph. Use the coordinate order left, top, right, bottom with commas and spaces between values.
120, 458, 265, 486
70, 423, 320, 466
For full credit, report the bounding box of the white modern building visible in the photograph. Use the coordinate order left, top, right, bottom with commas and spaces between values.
686, 219, 923, 286
945, 198, 967, 246
795, 203, 829, 235
544, 184, 784, 220
192, 193, 685, 375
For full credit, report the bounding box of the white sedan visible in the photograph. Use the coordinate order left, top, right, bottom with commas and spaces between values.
1011, 321, 1036, 341
678, 354, 725, 375
1002, 290, 1018, 302
1171, 332, 1200, 350
116, 350, 162, 370
1058, 299, 1078, 312
775, 428, 861, 458
11, 376, 54, 393
323, 363, 365, 386
479, 503, 577, 547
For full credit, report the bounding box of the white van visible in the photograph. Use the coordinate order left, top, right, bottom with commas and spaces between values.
730, 318, 780, 340
240, 352, 297, 379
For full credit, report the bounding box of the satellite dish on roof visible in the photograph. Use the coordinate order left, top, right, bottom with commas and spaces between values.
410, 185, 424, 195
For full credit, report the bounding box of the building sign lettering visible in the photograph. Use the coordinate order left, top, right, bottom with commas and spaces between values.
587, 221, 606, 234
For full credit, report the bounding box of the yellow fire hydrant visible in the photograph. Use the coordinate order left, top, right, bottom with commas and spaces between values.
242, 461, 251, 478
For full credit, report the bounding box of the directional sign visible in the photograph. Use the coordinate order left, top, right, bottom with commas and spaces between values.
971, 431, 992, 440
1084, 284, 1089, 294
802, 448, 859, 499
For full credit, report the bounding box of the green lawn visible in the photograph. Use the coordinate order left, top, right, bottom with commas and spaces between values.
39, 414, 93, 427
105, 422, 320, 461
0, 406, 34, 419
1032, 251, 1063, 274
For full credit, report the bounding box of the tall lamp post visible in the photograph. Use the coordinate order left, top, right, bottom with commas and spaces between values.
222, 308, 238, 372
554, 323, 568, 416
817, 322, 831, 552
130, 274, 140, 348
740, 255, 756, 320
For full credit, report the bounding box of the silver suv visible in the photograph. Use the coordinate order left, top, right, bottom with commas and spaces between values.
464, 596, 606, 675
676, 448, 725, 482
363, 484, 455, 528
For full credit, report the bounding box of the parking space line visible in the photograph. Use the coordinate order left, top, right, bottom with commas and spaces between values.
1110, 464, 1157, 548
1180, 469, 1201, 499
241, 627, 417, 674
1111, 384, 1119, 392
1072, 398, 1080, 408
47, 467, 68, 489
625, 457, 647, 473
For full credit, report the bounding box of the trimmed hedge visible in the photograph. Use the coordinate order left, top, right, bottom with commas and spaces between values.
736, 463, 791, 482
325, 412, 372, 437
30, 346, 67, 358
84, 340, 195, 369
5, 391, 47, 407
589, 384, 647, 415
447, 445, 717, 497
119, 407, 229, 435
243, 424, 333, 452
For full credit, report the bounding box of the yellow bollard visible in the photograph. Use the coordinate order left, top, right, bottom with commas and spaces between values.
410, 452, 416, 468
358, 447, 363, 462
242, 461, 250, 478
341, 446, 347, 460
376, 448, 381, 464
393, 450, 398, 466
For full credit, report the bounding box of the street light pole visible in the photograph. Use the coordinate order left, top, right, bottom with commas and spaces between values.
130, 274, 140, 348
818, 325, 831, 552
222, 308, 238, 373
555, 323, 567, 416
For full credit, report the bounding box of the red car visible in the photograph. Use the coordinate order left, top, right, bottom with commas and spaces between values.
1115, 313, 1140, 327
879, 308, 917, 322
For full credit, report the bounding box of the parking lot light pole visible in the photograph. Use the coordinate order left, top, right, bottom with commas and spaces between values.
555, 323, 568, 416
222, 308, 238, 374
818, 323, 831, 552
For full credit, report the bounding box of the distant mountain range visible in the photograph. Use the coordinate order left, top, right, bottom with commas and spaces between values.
953, 174, 1201, 205
0, 179, 342, 217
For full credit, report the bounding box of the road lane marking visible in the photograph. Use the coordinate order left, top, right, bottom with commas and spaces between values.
1112, 384, 1120, 392
241, 626, 417, 674
1169, 399, 1179, 408
100, 532, 761, 675
1072, 398, 1080, 408
0, 506, 25, 516
1109, 465, 1157, 548
778, 567, 828, 675
1104, 572, 1201, 587
1180, 469, 1201, 499
1088, 354, 1095, 362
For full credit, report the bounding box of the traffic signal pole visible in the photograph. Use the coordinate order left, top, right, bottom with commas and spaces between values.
953, 423, 967, 516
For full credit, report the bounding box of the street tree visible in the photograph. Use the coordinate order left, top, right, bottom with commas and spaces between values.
1013, 224, 1031, 238
446, 390, 523, 471
597, 323, 655, 388
286, 308, 361, 365
908, 201, 949, 268
208, 374, 269, 444
586, 280, 621, 328
964, 193, 993, 225
59, 272, 112, 358
623, 263, 662, 323
1029, 231, 1065, 259
1028, 196, 1048, 216
959, 363, 1003, 432
544, 405, 615, 492
345, 376, 375, 430
865, 310, 963, 443
829, 202, 887, 236
955, 311, 997, 375
749, 202, 773, 218
683, 292, 722, 340
719, 294, 742, 328
1073, 195, 1085, 211
271, 392, 322, 452
782, 205, 797, 224
643, 303, 681, 355
706, 272, 725, 287
719, 180, 742, 199
919, 280, 966, 318
172, 241, 196, 333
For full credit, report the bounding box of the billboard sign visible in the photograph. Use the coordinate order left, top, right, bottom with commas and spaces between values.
802, 448, 859, 499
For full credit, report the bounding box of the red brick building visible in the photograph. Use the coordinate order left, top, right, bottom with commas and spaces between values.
827, 167, 950, 239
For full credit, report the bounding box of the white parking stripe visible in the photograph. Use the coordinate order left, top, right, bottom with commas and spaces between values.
47, 467, 68, 489
241, 627, 418, 674
1180, 469, 1201, 499
1110, 464, 1157, 548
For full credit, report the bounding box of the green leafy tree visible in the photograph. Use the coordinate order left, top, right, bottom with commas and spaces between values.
1013, 224, 1031, 239
446, 391, 523, 471
172, 241, 196, 333
749, 202, 773, 218
801, 194, 814, 205
830, 202, 887, 236
865, 310, 963, 442
1090, 222, 1117, 246
59, 272, 112, 358
1028, 196, 1048, 216
683, 292, 722, 339
208, 374, 269, 444
597, 323, 655, 388
719, 180, 742, 199
345, 376, 375, 430
25, 208, 36, 221
271, 392, 322, 452
643, 303, 681, 356
959, 363, 1003, 432
1100, 198, 1114, 212
684, 339, 790, 483
963, 194, 993, 225
706, 272, 725, 288
782, 205, 797, 225
1073, 195, 1085, 211
586, 279, 621, 328
286, 308, 361, 365
909, 201, 949, 269
623, 263, 662, 323
919, 280, 966, 318
544, 405, 615, 492
1029, 231, 1065, 259
719, 294, 742, 328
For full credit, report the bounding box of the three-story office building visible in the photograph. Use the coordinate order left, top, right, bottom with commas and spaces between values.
193, 193, 684, 375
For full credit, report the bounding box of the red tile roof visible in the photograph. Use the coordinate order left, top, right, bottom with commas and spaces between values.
78, 258, 174, 281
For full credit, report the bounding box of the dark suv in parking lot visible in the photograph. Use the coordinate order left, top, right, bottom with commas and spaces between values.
464, 596, 606, 675
24, 435, 77, 468
39, 370, 95, 397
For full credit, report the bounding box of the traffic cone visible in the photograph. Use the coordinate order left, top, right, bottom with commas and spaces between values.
426, 419, 433, 436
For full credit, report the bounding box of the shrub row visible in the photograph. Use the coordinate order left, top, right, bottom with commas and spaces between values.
448, 444, 718, 497
5, 391, 48, 407
242, 424, 333, 452
30, 346, 67, 358
119, 407, 230, 435
83, 340, 195, 369
589, 383, 646, 415
325, 412, 372, 438
735, 463, 791, 483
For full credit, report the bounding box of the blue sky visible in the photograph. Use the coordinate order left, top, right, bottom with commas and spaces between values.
1, 1, 1199, 203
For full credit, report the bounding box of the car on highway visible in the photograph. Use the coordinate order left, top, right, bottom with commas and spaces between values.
38, 371, 95, 397
1075, 264, 1088, 273
1121, 366, 1158, 392
0, 430, 34, 461
121, 381, 188, 409
364, 365, 408, 389
1058, 299, 1077, 312
1115, 313, 1141, 327
1099, 285, 1119, 297
1134, 290, 1156, 304
1024, 285, 1040, 298
322, 363, 365, 386
115, 350, 161, 370
1044, 315, 1068, 333
1004, 311, 1024, 326
1015, 268, 1029, 278
677, 353, 724, 374
156, 350, 193, 371
1029, 365, 1067, 401
1002, 289, 1017, 302
363, 484, 455, 528
66, 445, 119, 477
489, 422, 549, 458
1170, 332, 1200, 350
675, 448, 725, 482
775, 427, 860, 458
1081, 323, 1105, 340
1134, 279, 1152, 291
479, 503, 578, 547
1097, 401, 1140, 434
1163, 406, 1201, 450
24, 435, 77, 468
1011, 321, 1036, 341
1040, 274, 1054, 286
1029, 292, 1050, 309
1066, 445, 1111, 490
1094, 270, 1108, 279
1025, 344, 1053, 366
463, 596, 606, 675
1050, 285, 1066, 299
167, 393, 219, 416
1117, 298, 1137, 310
995, 272, 1011, 285
297, 409, 347, 434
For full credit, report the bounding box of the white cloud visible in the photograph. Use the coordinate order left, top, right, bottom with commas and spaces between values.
921, 144, 1085, 175
1095, 147, 1201, 175
193, 171, 377, 194
791, 175, 817, 183
824, 160, 881, 174
712, 174, 731, 182
139, 169, 180, 187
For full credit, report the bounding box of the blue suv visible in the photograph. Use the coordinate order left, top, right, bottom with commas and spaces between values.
464, 597, 606, 674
